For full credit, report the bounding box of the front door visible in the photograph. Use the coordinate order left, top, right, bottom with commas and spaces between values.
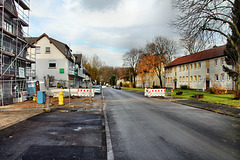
206, 80, 210, 90
174, 81, 177, 89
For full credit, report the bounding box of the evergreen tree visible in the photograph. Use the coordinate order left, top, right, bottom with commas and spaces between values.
223, 0, 240, 98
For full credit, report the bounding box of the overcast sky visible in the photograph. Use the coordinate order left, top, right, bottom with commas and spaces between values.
29, 0, 178, 67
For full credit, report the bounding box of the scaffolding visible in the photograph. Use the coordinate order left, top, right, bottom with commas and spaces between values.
0, 0, 33, 106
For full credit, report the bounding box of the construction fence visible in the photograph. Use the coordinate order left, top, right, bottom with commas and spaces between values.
0, 77, 94, 107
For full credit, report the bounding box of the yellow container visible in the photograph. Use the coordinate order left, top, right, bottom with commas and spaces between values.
33, 96, 37, 102
58, 91, 64, 105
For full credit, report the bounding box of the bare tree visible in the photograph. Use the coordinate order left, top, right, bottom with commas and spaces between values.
123, 48, 142, 87
180, 36, 207, 55
144, 36, 177, 87
172, 0, 240, 98
84, 54, 105, 84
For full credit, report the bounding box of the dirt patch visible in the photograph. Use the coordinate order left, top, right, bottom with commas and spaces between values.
0, 97, 101, 110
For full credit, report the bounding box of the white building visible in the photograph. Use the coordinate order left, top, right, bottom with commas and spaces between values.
26, 33, 85, 88
165, 45, 234, 90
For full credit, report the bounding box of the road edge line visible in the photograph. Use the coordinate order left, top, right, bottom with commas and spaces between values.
103, 103, 114, 160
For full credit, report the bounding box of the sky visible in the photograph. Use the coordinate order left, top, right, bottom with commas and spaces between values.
29, 0, 178, 67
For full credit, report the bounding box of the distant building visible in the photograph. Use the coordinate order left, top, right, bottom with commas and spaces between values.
0, 0, 31, 105
135, 62, 165, 88
117, 76, 130, 87
26, 33, 85, 88
165, 45, 234, 90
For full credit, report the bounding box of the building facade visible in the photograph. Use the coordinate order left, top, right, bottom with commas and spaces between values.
165, 45, 234, 90
0, 0, 31, 105
26, 33, 85, 89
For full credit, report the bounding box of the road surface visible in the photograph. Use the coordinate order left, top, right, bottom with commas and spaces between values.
104, 87, 240, 160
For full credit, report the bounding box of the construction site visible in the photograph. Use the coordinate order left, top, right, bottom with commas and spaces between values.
0, 0, 35, 106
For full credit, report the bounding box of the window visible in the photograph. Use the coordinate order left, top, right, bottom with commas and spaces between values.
170, 77, 172, 82
221, 73, 225, 81
46, 47, 51, 53
194, 63, 197, 69
49, 62, 56, 68
198, 75, 201, 81
190, 64, 192, 70
175, 72, 177, 76
215, 59, 218, 66
227, 75, 232, 81
186, 76, 188, 82
215, 74, 219, 81
190, 76, 193, 82
182, 65, 185, 71
179, 66, 181, 72
221, 58, 225, 65
198, 62, 201, 69
4, 21, 13, 33
194, 76, 197, 82
179, 76, 181, 82
207, 68, 209, 74
183, 76, 185, 82
35, 46, 41, 54
186, 64, 188, 70
168, 77, 169, 83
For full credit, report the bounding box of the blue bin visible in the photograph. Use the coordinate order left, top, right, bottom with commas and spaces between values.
37, 91, 46, 104
27, 82, 36, 97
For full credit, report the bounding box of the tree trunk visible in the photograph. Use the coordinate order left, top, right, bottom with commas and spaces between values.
236, 59, 240, 98
158, 76, 162, 88
133, 75, 136, 88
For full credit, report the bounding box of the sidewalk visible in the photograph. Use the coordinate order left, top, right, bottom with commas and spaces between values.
0, 98, 56, 131
0, 97, 103, 131
0, 97, 106, 160
0, 110, 43, 130
172, 99, 240, 118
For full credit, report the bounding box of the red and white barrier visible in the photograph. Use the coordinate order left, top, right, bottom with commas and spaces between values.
78, 89, 95, 97
49, 88, 95, 97
145, 88, 165, 97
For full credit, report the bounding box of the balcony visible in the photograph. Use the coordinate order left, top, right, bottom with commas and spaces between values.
0, 0, 18, 18
14, 0, 30, 10
1, 65, 25, 78
16, 4, 29, 26
0, 41, 27, 59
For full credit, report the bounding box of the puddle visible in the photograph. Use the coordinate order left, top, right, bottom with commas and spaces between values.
59, 110, 69, 112
73, 127, 83, 131
49, 131, 58, 135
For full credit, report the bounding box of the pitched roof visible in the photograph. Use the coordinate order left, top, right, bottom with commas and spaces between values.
166, 45, 226, 67
73, 54, 82, 66
25, 33, 72, 60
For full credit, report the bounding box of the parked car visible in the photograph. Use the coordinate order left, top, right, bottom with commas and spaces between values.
116, 85, 121, 89
92, 85, 102, 94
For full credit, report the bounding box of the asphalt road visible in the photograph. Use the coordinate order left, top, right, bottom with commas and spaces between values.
0, 95, 105, 160
104, 87, 240, 160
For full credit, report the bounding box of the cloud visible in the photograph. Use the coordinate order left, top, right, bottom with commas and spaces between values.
71, 44, 124, 67
29, 0, 177, 67
80, 0, 122, 11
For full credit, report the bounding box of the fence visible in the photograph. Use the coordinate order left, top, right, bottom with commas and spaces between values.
0, 77, 94, 107
0, 78, 28, 106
